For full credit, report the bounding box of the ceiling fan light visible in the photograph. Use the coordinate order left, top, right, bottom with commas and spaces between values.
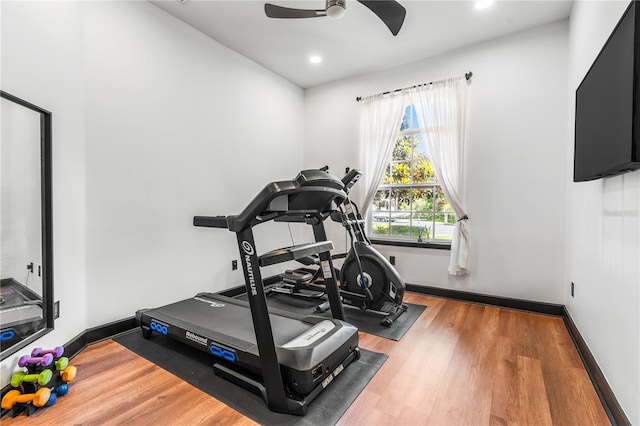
326, 0, 346, 19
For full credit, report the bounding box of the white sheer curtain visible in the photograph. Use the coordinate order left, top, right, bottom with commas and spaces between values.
358, 92, 407, 219
411, 77, 470, 275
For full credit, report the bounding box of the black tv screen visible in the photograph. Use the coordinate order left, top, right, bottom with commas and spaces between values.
574, 0, 640, 182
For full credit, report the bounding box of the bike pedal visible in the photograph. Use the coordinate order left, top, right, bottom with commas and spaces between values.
379, 302, 397, 314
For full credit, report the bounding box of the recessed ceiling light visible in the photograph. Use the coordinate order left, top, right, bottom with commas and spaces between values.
475, 0, 493, 10
309, 56, 322, 64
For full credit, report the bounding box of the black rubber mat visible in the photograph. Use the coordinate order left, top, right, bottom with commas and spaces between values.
239, 293, 426, 341
114, 330, 387, 426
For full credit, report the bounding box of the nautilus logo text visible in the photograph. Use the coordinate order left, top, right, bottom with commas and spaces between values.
241, 241, 254, 255
241, 241, 258, 296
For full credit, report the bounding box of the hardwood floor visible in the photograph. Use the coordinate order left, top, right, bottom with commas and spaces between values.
339, 294, 609, 425
1, 293, 610, 425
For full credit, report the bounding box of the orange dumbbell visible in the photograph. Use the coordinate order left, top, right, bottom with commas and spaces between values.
1, 388, 51, 409
61, 365, 77, 382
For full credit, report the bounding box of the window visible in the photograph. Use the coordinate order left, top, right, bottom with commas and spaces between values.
369, 104, 456, 243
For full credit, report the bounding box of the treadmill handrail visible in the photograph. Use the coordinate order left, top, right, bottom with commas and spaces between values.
193, 215, 228, 229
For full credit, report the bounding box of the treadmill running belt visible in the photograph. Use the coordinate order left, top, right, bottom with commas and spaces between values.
145, 295, 312, 354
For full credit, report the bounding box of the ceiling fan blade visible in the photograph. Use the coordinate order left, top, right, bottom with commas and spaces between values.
264, 3, 327, 19
357, 0, 406, 36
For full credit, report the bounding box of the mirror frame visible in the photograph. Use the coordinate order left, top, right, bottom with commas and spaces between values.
1, 90, 54, 360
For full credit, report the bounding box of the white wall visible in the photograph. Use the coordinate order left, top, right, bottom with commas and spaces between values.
567, 1, 639, 423
82, 1, 305, 327
1, 0, 304, 385
304, 21, 569, 304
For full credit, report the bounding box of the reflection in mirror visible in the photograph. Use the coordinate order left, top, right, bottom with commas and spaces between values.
0, 91, 53, 360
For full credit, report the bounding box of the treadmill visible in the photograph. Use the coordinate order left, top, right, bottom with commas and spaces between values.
0, 279, 44, 352
136, 169, 360, 416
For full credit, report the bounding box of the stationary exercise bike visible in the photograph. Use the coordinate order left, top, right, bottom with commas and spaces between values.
270, 168, 408, 327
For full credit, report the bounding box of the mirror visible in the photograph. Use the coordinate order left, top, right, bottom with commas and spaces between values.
0, 91, 54, 360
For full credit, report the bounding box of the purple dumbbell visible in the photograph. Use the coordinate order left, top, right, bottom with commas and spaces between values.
19, 353, 54, 368
31, 346, 64, 358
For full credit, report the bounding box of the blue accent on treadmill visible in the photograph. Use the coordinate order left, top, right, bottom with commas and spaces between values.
150, 321, 168, 335
209, 344, 236, 362
0, 330, 15, 341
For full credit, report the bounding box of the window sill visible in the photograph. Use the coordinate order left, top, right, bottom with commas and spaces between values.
369, 238, 451, 250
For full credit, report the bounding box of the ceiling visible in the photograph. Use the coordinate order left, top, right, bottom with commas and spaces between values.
151, 0, 574, 89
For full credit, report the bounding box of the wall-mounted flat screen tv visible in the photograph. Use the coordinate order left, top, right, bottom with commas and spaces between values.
574, 0, 640, 182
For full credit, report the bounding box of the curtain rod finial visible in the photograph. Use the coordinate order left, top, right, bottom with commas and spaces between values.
356, 96, 362, 102
465, 72, 473, 80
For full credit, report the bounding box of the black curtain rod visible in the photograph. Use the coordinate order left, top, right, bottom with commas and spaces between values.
356, 71, 473, 102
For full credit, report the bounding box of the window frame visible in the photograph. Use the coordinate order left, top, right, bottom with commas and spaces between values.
367, 106, 455, 248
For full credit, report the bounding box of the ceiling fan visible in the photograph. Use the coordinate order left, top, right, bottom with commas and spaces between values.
264, 0, 406, 36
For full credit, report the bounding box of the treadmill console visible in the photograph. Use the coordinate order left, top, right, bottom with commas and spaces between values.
294, 169, 344, 190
